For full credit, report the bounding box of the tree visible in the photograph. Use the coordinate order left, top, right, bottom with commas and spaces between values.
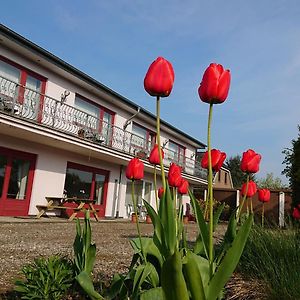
282, 126, 300, 207
256, 172, 287, 190
225, 155, 255, 188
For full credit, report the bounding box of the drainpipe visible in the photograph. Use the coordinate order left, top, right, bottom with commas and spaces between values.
115, 165, 123, 218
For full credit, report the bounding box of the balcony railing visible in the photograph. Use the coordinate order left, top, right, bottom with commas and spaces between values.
0, 75, 207, 180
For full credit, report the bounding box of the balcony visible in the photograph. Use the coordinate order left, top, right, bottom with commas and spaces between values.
0, 75, 207, 180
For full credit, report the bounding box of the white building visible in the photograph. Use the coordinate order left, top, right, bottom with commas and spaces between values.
0, 25, 207, 218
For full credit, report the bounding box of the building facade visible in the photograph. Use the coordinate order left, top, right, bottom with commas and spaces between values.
0, 25, 208, 218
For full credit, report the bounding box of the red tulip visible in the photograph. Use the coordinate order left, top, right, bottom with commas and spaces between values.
149, 144, 164, 165
198, 63, 231, 104
178, 179, 189, 195
258, 189, 271, 203
144, 57, 175, 97
158, 187, 164, 199
201, 149, 226, 172
126, 158, 144, 180
168, 163, 182, 187
241, 180, 257, 197
241, 149, 262, 174
292, 206, 300, 220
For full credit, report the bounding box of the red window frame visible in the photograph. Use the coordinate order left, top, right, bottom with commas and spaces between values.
132, 122, 156, 149
74, 94, 115, 132
64, 162, 109, 217
168, 140, 186, 165
0, 55, 47, 121
0, 146, 36, 216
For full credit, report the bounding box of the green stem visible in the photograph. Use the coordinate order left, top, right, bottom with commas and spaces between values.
173, 186, 178, 245
156, 96, 166, 189
237, 175, 250, 223
153, 166, 159, 211
207, 103, 214, 277
131, 180, 146, 262
262, 203, 264, 228
250, 198, 253, 214
204, 189, 209, 221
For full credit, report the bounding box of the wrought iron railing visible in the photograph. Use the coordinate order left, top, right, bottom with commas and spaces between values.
0, 75, 207, 180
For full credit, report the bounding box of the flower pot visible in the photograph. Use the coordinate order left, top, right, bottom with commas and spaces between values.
131, 213, 138, 223
146, 215, 152, 224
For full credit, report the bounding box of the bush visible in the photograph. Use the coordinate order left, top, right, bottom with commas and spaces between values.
15, 255, 75, 300
238, 225, 300, 300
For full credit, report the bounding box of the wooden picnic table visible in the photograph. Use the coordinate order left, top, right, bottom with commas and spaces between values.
36, 197, 100, 222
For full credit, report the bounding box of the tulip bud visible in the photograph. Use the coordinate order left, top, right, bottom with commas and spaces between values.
144, 57, 175, 97
201, 149, 226, 172
158, 187, 164, 199
241, 180, 257, 197
292, 206, 300, 220
198, 63, 231, 104
178, 179, 189, 195
126, 158, 144, 180
258, 189, 271, 203
241, 149, 262, 174
168, 163, 182, 187
149, 144, 164, 165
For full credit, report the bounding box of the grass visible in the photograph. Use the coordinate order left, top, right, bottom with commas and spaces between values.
237, 224, 300, 300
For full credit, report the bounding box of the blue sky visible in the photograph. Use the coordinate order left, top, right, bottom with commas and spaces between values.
2, 0, 300, 183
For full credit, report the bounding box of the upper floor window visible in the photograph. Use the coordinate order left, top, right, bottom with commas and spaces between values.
131, 123, 155, 155
74, 95, 115, 143
168, 141, 185, 166
0, 56, 46, 121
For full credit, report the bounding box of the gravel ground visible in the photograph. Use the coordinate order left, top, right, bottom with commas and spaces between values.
0, 218, 226, 294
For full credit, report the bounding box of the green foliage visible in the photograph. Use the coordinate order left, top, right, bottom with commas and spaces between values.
238, 225, 300, 300
257, 172, 287, 189
73, 210, 103, 299
14, 255, 74, 300
282, 125, 300, 207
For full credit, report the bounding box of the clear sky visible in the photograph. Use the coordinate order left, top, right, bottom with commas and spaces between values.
2, 1, 300, 183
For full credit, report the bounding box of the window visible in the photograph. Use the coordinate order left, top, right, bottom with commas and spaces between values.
224, 172, 228, 184
125, 180, 152, 218
63, 163, 109, 206
74, 95, 115, 144
0, 56, 46, 121
218, 171, 221, 182
131, 123, 155, 155
168, 141, 185, 167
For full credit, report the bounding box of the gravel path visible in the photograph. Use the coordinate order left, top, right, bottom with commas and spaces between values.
0, 218, 225, 293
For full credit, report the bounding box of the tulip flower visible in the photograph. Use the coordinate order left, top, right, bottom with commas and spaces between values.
258, 189, 271, 203
241, 180, 257, 197
144, 57, 175, 97
241, 149, 262, 174
201, 149, 226, 172
158, 187, 164, 199
149, 144, 164, 165
178, 179, 189, 195
198, 63, 231, 104
292, 206, 300, 220
126, 158, 144, 180
168, 163, 182, 187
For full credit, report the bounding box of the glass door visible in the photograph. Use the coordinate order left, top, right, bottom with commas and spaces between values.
63, 162, 109, 217
0, 147, 36, 216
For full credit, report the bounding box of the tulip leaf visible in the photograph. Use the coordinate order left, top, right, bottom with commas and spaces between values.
161, 250, 189, 300
133, 263, 153, 298
141, 287, 165, 300
159, 183, 177, 256
207, 214, 253, 300
76, 271, 104, 300
143, 200, 166, 257
183, 251, 208, 300
213, 202, 225, 232
189, 190, 209, 260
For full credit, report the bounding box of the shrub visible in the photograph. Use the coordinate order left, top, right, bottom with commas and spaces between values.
238, 225, 300, 300
15, 255, 75, 300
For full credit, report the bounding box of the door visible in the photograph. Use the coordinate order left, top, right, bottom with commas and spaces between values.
0, 147, 36, 216
63, 162, 109, 217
